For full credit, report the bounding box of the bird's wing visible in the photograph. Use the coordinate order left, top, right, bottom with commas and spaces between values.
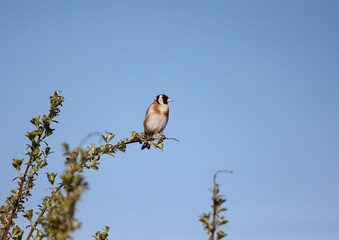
145, 105, 152, 117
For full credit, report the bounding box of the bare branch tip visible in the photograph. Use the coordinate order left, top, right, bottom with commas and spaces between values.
164, 137, 180, 142
213, 169, 233, 184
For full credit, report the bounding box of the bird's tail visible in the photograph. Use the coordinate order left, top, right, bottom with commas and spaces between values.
141, 132, 152, 150
141, 142, 150, 150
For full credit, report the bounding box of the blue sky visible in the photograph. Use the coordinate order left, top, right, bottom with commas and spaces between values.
1, 1, 339, 239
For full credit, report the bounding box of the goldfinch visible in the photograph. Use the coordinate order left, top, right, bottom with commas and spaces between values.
141, 94, 173, 150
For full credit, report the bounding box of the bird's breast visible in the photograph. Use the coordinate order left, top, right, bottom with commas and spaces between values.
145, 114, 168, 134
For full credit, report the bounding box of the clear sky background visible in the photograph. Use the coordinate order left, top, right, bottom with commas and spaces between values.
1, 1, 338, 240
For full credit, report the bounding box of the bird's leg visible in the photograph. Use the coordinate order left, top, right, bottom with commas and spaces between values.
142, 134, 154, 143
147, 136, 155, 141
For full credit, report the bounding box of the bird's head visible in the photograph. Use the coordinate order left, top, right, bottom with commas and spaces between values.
156, 94, 173, 105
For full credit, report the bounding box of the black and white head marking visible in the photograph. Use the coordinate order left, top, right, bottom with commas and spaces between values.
156, 94, 167, 104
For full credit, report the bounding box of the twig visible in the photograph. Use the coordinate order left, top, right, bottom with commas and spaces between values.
210, 170, 233, 240
110, 136, 179, 150
213, 170, 233, 185
164, 137, 180, 142
78, 132, 101, 148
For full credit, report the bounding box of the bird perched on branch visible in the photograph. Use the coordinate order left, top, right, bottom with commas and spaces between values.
142, 94, 173, 150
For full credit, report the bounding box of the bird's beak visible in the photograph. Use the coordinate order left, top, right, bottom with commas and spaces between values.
167, 99, 173, 102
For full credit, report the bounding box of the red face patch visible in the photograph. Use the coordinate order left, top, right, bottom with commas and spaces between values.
162, 95, 169, 104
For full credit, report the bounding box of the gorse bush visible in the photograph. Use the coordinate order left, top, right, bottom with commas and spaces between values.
0, 90, 229, 240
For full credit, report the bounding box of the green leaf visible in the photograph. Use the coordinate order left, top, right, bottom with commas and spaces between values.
220, 219, 228, 225
218, 208, 227, 212
47, 172, 57, 185
106, 132, 115, 142
104, 225, 110, 233
30, 116, 41, 128
45, 146, 51, 155
12, 225, 23, 238
88, 143, 96, 153
12, 158, 24, 171
92, 225, 110, 240
63, 142, 70, 155
23, 209, 33, 221
87, 159, 99, 170
12, 177, 19, 182
216, 230, 227, 240
216, 198, 226, 206
102, 145, 109, 153
26, 131, 37, 141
